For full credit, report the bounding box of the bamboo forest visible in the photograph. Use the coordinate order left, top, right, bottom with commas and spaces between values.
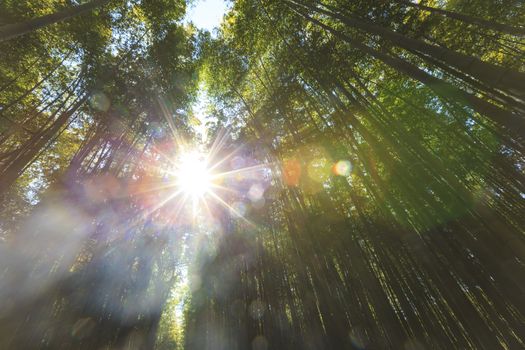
0, 0, 524, 349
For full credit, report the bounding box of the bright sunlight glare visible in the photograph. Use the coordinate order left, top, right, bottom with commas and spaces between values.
174, 151, 212, 197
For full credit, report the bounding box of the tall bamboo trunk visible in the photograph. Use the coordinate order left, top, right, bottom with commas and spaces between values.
287, 4, 525, 143
0, 0, 111, 42
290, 0, 525, 100
396, 0, 525, 36
0, 96, 86, 196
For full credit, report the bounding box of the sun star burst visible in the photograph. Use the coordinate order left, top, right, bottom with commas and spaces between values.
143, 122, 272, 226
174, 151, 213, 198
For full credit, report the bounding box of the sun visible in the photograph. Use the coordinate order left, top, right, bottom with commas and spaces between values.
144, 132, 269, 224
174, 151, 212, 198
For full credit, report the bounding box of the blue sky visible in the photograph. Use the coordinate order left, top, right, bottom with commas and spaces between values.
185, 0, 229, 32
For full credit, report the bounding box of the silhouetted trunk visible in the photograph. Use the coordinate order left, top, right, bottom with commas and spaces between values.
0, 96, 86, 195
0, 50, 73, 113
287, 3, 525, 142
396, 0, 525, 36
290, 0, 525, 100
0, 0, 111, 42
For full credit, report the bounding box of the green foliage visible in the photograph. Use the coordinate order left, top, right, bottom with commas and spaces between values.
1, 1, 525, 349
186, 1, 525, 348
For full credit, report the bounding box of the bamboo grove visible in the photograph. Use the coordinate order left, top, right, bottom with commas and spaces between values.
0, 1, 198, 348
0, 0, 524, 349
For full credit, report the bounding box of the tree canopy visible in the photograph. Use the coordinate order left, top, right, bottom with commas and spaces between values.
0, 1, 524, 349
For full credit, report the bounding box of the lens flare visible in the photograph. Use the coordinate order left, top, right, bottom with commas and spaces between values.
333, 160, 352, 176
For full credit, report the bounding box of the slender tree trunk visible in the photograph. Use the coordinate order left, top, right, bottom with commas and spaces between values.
287, 3, 525, 142
0, 96, 86, 195
0, 50, 73, 113
396, 0, 525, 36
290, 0, 525, 100
0, 0, 111, 42
0, 56, 41, 93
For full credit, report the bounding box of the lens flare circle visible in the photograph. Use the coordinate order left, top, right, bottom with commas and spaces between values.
334, 160, 352, 177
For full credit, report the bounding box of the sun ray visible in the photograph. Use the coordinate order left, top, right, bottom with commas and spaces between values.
207, 144, 244, 172
210, 163, 271, 179
141, 188, 186, 220
208, 183, 241, 195
207, 191, 254, 227
206, 127, 231, 162
112, 187, 187, 236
